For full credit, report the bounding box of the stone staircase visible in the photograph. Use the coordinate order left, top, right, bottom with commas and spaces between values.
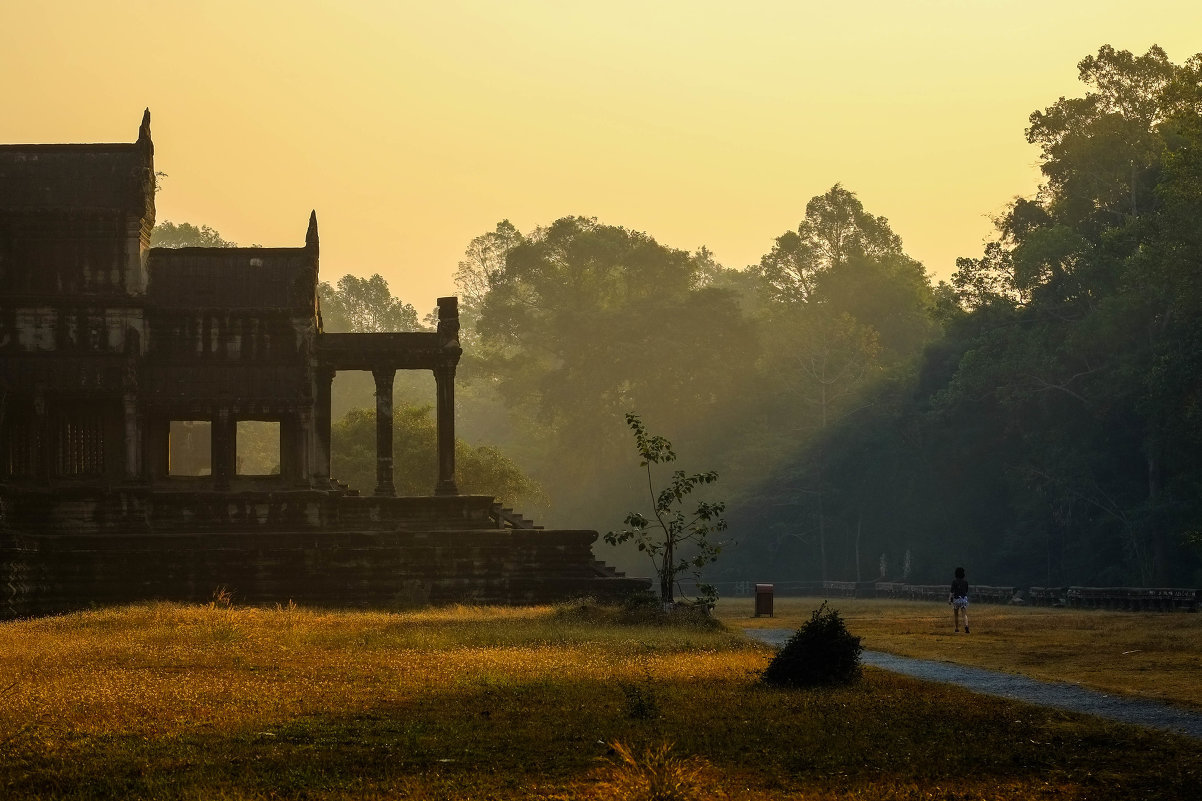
0, 486, 648, 618
489, 503, 542, 530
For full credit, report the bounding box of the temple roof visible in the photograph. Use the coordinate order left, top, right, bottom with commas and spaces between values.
147, 247, 318, 310
0, 143, 153, 213
0, 110, 155, 215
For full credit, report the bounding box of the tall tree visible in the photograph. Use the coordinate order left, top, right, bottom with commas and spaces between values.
464, 216, 756, 529
752, 186, 933, 580
453, 220, 524, 313
150, 220, 238, 248
757, 184, 905, 304
922, 45, 1202, 585
318, 274, 422, 333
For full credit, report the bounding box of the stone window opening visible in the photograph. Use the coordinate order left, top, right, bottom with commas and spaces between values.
235, 420, 281, 476
167, 420, 211, 476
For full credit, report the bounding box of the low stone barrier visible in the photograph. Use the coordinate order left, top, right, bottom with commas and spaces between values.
1065, 586, 1200, 612
1028, 586, 1067, 606
775, 582, 1199, 611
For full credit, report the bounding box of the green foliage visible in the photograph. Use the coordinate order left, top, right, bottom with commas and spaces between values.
727, 44, 1202, 589
758, 183, 903, 303
761, 602, 863, 688
150, 220, 239, 248
318, 273, 421, 333
453, 219, 523, 314
432, 44, 1202, 591
467, 216, 757, 486
331, 404, 545, 507
604, 414, 727, 605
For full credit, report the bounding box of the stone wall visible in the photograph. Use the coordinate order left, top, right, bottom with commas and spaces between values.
0, 528, 645, 618
0, 487, 647, 618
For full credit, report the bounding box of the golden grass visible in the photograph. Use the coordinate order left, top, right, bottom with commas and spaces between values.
1, 600, 1199, 799
721, 596, 1202, 710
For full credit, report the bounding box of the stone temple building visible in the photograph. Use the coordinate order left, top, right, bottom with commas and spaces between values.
0, 111, 642, 618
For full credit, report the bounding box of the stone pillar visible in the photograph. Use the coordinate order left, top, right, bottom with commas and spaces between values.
373, 367, 396, 497
314, 368, 334, 487
434, 362, 458, 496
434, 297, 461, 497
296, 408, 313, 487
213, 410, 236, 490
147, 416, 169, 482
122, 394, 141, 480
279, 415, 299, 482
33, 385, 49, 482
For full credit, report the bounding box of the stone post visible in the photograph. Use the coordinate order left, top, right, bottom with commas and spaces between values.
213, 410, 235, 490
279, 415, 299, 482
314, 367, 333, 486
123, 394, 141, 480
434, 297, 461, 496
296, 408, 313, 487
373, 367, 396, 497
434, 362, 458, 496
146, 416, 169, 482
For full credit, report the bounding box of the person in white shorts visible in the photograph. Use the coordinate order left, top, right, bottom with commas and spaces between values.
949, 566, 969, 634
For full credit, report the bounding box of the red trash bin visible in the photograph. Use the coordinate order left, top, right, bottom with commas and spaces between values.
754, 583, 774, 617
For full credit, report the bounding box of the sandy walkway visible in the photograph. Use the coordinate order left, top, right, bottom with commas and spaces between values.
745, 628, 1202, 740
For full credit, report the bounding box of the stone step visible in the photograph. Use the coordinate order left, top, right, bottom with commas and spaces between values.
0, 527, 647, 618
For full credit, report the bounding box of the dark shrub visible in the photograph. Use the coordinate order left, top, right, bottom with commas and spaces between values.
760, 601, 862, 687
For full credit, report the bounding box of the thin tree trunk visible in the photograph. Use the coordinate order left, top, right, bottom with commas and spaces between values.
818, 490, 827, 582
854, 513, 862, 582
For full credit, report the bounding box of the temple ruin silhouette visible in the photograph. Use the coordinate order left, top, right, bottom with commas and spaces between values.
0, 110, 643, 618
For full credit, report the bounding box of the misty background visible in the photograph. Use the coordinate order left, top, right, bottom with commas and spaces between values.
154, 45, 1202, 592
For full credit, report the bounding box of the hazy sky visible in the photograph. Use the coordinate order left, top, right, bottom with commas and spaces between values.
3, 2, 1200, 309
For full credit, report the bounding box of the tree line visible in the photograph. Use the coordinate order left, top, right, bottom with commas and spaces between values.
155, 44, 1202, 590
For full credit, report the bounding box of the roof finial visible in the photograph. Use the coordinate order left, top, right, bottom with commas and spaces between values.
306, 210, 319, 250
137, 108, 154, 160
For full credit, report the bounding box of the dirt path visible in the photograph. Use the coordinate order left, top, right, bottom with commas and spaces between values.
745, 628, 1202, 740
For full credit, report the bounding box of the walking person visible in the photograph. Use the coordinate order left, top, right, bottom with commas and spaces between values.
950, 566, 970, 633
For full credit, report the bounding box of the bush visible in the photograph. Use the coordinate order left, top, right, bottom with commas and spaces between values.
760, 601, 862, 688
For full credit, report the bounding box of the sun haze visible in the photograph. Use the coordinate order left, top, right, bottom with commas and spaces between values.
3, 1, 1199, 306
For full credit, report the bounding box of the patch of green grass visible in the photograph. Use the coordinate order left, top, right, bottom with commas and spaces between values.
1, 601, 1199, 799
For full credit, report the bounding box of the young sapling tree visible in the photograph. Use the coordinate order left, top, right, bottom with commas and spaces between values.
604, 413, 728, 606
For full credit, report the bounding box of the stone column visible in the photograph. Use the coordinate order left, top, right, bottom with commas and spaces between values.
213, 410, 235, 490
33, 386, 49, 482
434, 362, 458, 496
373, 367, 396, 497
296, 408, 313, 487
123, 395, 141, 480
314, 368, 334, 487
434, 297, 461, 497
147, 416, 170, 482
279, 415, 299, 482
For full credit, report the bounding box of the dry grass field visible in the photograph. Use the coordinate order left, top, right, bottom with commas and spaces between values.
1, 599, 1199, 799
722, 597, 1202, 711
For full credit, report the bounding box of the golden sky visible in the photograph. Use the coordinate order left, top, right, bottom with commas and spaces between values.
3, 1, 1200, 309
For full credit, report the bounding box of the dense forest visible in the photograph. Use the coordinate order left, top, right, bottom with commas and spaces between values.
157, 45, 1202, 591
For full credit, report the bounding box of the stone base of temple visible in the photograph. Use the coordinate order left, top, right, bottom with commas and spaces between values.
0, 487, 648, 619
